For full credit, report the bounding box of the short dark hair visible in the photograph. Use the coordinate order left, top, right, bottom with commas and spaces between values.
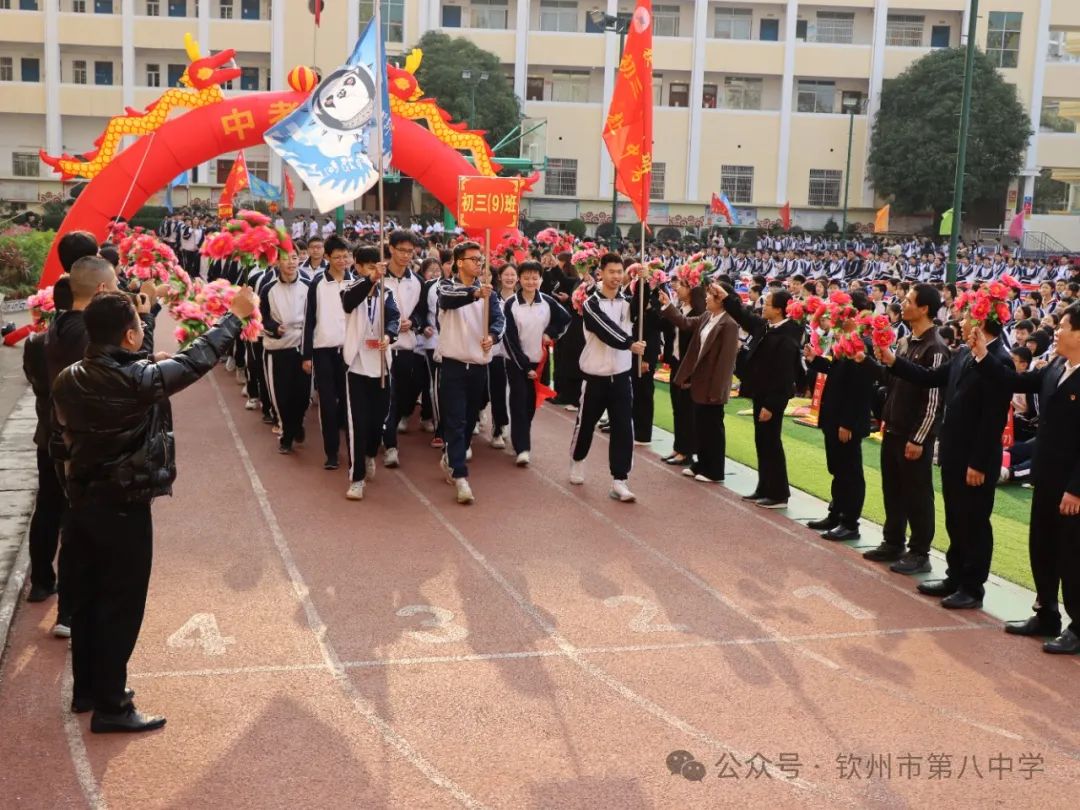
324, 235, 351, 256
389, 230, 416, 248
307, 235, 324, 246
452, 241, 482, 262
1014, 319, 1034, 333
1010, 346, 1032, 366
295, 239, 308, 251
53, 275, 74, 311
911, 283, 941, 316
57, 231, 98, 273
84, 291, 137, 347
517, 260, 542, 276
598, 252, 623, 270
1060, 302, 1080, 331
769, 289, 792, 313
98, 244, 119, 267
850, 290, 871, 312
353, 245, 381, 265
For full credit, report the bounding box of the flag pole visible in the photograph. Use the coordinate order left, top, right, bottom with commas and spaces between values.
637, 213, 645, 377
374, 1, 387, 388
483, 228, 492, 340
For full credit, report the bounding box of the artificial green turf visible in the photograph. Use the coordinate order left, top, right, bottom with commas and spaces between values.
653, 382, 1035, 590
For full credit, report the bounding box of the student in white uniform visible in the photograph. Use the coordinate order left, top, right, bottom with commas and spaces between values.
340, 246, 400, 501
260, 248, 312, 453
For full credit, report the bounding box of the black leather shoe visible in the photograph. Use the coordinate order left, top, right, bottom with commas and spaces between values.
27, 584, 57, 603
941, 591, 982, 610
822, 526, 860, 542
296, 426, 306, 444
278, 440, 293, 454
1005, 616, 1061, 637
890, 553, 931, 575
917, 580, 956, 597
755, 498, 788, 509
1043, 629, 1080, 654
807, 515, 839, 531
90, 707, 165, 733
741, 492, 763, 502
72, 688, 135, 714
862, 543, 904, 563
324, 457, 339, 470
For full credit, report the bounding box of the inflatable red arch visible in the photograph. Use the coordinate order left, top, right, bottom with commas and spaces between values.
39, 90, 515, 288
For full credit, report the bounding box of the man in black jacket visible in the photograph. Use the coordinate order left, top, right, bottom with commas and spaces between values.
803, 294, 877, 541
552, 253, 584, 409
876, 314, 1012, 609
970, 302, 1080, 653
717, 285, 804, 508
52, 287, 256, 732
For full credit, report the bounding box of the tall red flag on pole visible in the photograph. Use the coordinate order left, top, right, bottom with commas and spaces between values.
283, 171, 296, 209
602, 3, 654, 226
221, 151, 250, 208
779, 201, 792, 231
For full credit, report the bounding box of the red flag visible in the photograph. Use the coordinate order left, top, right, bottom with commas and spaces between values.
313, 0, 322, 27
284, 171, 296, 209
602, 3, 653, 226
779, 201, 791, 231
710, 193, 723, 214
220, 152, 250, 208
534, 347, 557, 409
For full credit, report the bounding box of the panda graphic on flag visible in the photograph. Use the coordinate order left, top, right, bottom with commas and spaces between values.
265, 18, 392, 213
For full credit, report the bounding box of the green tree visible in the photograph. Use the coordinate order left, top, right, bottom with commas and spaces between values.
412, 31, 522, 149
565, 218, 587, 238
868, 48, 1030, 215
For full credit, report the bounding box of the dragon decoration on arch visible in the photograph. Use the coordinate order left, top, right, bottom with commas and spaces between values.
40, 41, 509, 184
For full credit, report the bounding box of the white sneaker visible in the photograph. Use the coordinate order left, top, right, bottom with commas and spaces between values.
384, 447, 400, 468
346, 481, 364, 501
420, 419, 435, 433
465, 446, 473, 461
491, 432, 506, 450
397, 417, 409, 433
515, 451, 530, 467
365, 457, 376, 481
564, 403, 578, 412
225, 357, 236, 373
236, 368, 247, 385
610, 479, 636, 503
244, 397, 260, 410
455, 478, 475, 504
682, 467, 696, 477
439, 453, 454, 484
569, 461, 585, 485
634, 440, 651, 446
52, 622, 71, 639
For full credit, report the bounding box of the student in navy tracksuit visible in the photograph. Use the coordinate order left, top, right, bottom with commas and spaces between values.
301, 235, 355, 470
502, 261, 570, 465
340, 246, 400, 501
260, 248, 312, 453
436, 241, 505, 504
569, 253, 647, 503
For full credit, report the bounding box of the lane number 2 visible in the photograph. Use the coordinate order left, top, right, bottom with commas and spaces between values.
603, 595, 689, 634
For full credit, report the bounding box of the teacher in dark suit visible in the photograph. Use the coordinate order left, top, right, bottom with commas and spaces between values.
875, 314, 1013, 609
657, 282, 741, 483
970, 302, 1080, 653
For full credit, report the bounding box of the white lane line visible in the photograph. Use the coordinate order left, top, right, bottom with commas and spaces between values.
394, 468, 844, 804
61, 652, 108, 810
128, 623, 999, 680
211, 375, 488, 810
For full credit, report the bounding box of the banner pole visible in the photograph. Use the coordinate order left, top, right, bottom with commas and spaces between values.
483, 227, 492, 341
637, 215, 645, 377
374, 1, 387, 389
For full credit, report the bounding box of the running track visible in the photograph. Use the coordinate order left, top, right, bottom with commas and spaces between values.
2, 345, 1079, 808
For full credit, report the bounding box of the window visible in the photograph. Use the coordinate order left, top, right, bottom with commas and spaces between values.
796, 80, 835, 113
168, 0, 186, 15
841, 90, 863, 113
241, 0, 258, 20
94, 0, 113, 12
1048, 30, 1080, 63
814, 11, 854, 44
72, 60, 87, 84
94, 60, 113, 85
668, 82, 689, 108
471, 0, 508, 30
650, 162, 665, 200
885, 14, 924, 47
539, 0, 578, 33
72, 0, 86, 12
526, 75, 545, 101
1041, 99, 1077, 134
714, 7, 752, 40
720, 165, 753, 204
808, 169, 842, 207
702, 83, 718, 109
21, 58, 40, 82
987, 11, 1022, 69
544, 158, 577, 196
20, 0, 40, 8
0, 57, 12, 82
248, 160, 268, 182
168, 63, 187, 87
723, 76, 762, 110
146, 63, 160, 86
441, 5, 460, 27
653, 5, 679, 38
652, 75, 663, 106
241, 66, 259, 91
551, 70, 589, 103
359, 0, 404, 43
219, 0, 232, 18
146, 0, 159, 13
13, 153, 40, 178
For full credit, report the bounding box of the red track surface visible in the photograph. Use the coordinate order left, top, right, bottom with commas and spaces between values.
2, 346, 1080, 808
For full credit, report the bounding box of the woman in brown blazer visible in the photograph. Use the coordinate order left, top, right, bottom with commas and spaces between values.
658, 283, 741, 482
660, 279, 706, 466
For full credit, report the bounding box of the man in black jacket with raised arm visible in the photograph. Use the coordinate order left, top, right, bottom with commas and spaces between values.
52, 286, 257, 733
969, 302, 1080, 653
875, 315, 1012, 609
717, 285, 804, 509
